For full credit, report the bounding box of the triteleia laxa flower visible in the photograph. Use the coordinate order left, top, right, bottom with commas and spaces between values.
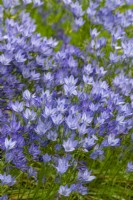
127, 162, 133, 172
58, 185, 72, 197
0, 173, 16, 186
5, 138, 16, 151
56, 157, 70, 174
63, 138, 78, 152
78, 169, 96, 182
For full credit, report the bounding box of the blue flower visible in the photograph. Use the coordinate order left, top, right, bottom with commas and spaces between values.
74, 17, 85, 28
63, 138, 78, 152
0, 53, 12, 65
56, 157, 69, 174
107, 134, 120, 147
15, 50, 26, 63
51, 113, 64, 125
78, 169, 96, 182
47, 130, 58, 141
0, 173, 16, 186
29, 144, 40, 159
23, 90, 31, 101
63, 0, 71, 5
58, 185, 72, 197
5, 138, 16, 151
43, 106, 56, 118
0, 195, 8, 200
90, 28, 100, 39
23, 108, 36, 121
90, 145, 104, 160
42, 153, 51, 163
127, 162, 133, 172
23, 0, 32, 5
76, 183, 88, 195
10, 101, 24, 112
82, 136, 96, 151
35, 119, 52, 135
27, 166, 37, 179
65, 115, 79, 130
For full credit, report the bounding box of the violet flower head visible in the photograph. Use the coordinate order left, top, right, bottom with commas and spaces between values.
15, 50, 27, 63
65, 115, 79, 130
23, 90, 34, 101
76, 183, 88, 195
0, 53, 13, 65
51, 113, 64, 125
63, 138, 78, 152
58, 185, 72, 197
47, 130, 58, 141
107, 134, 120, 147
42, 153, 51, 163
5, 138, 16, 151
23, 108, 36, 121
0, 195, 8, 200
78, 169, 96, 182
63, 75, 78, 96
0, 173, 16, 186
56, 157, 69, 174
127, 162, 133, 172
10, 101, 24, 113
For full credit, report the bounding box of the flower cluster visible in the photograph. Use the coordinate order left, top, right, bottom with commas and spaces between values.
1, 0, 133, 199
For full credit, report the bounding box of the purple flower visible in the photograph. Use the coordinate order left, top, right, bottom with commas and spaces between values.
77, 184, 88, 195
74, 17, 85, 27
51, 113, 64, 125
64, 75, 78, 96
90, 145, 104, 160
67, 57, 78, 68
23, 90, 31, 101
56, 157, 69, 174
43, 106, 56, 118
65, 115, 79, 130
27, 166, 37, 179
64, 84, 77, 96
81, 112, 93, 125
30, 70, 40, 81
90, 28, 100, 39
47, 130, 58, 141
78, 169, 96, 182
109, 52, 120, 63
42, 153, 51, 163
58, 185, 72, 197
29, 144, 41, 159
82, 136, 96, 151
107, 134, 120, 147
63, 0, 71, 5
63, 138, 78, 152
15, 50, 26, 63
126, 0, 133, 5
0, 173, 16, 186
23, 0, 32, 5
23, 108, 36, 121
6, 115, 20, 133
78, 124, 88, 135
33, 0, 43, 7
35, 119, 52, 135
0, 195, 8, 200
2, 0, 19, 8
0, 53, 13, 65
10, 101, 24, 112
5, 138, 16, 151
127, 162, 133, 172
71, 2, 84, 18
